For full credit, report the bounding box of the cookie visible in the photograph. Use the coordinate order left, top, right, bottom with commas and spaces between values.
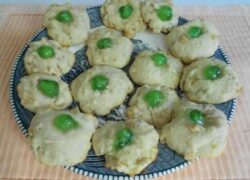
129, 50, 183, 88
126, 86, 180, 129
86, 27, 133, 68
70, 66, 134, 115
160, 100, 228, 160
29, 109, 98, 166
24, 38, 75, 76
141, 0, 178, 33
180, 58, 242, 104
92, 120, 159, 176
43, 3, 90, 46
166, 19, 219, 64
100, 0, 146, 38
17, 74, 72, 112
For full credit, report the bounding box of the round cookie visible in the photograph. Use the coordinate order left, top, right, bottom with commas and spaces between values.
126, 86, 180, 129
43, 3, 90, 46
160, 100, 228, 160
100, 0, 146, 38
180, 58, 242, 104
70, 66, 134, 115
141, 0, 178, 33
129, 50, 183, 88
86, 28, 133, 68
24, 38, 75, 76
29, 109, 98, 166
17, 74, 72, 112
166, 18, 219, 64
92, 120, 159, 176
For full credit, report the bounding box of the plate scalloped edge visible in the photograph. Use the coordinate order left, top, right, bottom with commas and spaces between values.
8, 4, 237, 180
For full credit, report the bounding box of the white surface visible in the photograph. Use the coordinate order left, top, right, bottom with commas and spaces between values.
134, 31, 167, 51
1, 0, 250, 5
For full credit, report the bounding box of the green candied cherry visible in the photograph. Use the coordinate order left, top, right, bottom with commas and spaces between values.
187, 26, 203, 38
156, 5, 173, 21
97, 38, 113, 49
37, 79, 59, 98
119, 4, 133, 19
91, 75, 109, 91
204, 65, 221, 80
144, 90, 165, 108
54, 114, 79, 132
189, 109, 205, 126
114, 127, 134, 150
37, 46, 55, 59
151, 52, 167, 66
56, 10, 73, 23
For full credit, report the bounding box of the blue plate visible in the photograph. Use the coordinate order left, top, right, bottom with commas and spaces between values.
9, 5, 236, 180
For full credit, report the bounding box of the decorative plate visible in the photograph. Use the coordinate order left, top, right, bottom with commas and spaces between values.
9, 5, 236, 180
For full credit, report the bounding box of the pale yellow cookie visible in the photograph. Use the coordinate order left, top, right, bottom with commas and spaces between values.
166, 19, 219, 64
86, 28, 133, 68
100, 0, 146, 38
43, 3, 90, 46
129, 50, 183, 88
180, 58, 242, 104
141, 0, 178, 33
24, 38, 75, 76
71, 66, 134, 115
126, 86, 180, 129
160, 100, 228, 160
92, 120, 159, 176
17, 74, 72, 112
29, 109, 98, 166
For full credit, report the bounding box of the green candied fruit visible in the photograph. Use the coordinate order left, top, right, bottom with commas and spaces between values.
144, 90, 165, 108
37, 79, 59, 98
204, 65, 221, 80
189, 109, 205, 126
114, 127, 134, 150
91, 75, 109, 91
97, 38, 113, 49
187, 26, 203, 38
56, 10, 73, 23
151, 52, 167, 66
54, 114, 79, 132
156, 5, 173, 21
119, 5, 133, 19
37, 46, 55, 59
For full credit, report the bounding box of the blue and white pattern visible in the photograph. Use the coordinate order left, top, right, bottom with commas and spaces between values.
9, 5, 236, 180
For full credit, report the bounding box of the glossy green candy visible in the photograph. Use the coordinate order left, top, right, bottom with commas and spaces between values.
119, 5, 133, 19
204, 65, 221, 80
54, 114, 79, 132
144, 90, 165, 108
37, 79, 59, 98
114, 127, 134, 150
156, 5, 173, 21
151, 53, 167, 66
56, 10, 73, 23
187, 26, 203, 38
97, 38, 113, 49
91, 75, 109, 91
37, 46, 55, 59
189, 109, 205, 125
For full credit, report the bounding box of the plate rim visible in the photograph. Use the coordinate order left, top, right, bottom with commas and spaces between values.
8, 5, 237, 180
